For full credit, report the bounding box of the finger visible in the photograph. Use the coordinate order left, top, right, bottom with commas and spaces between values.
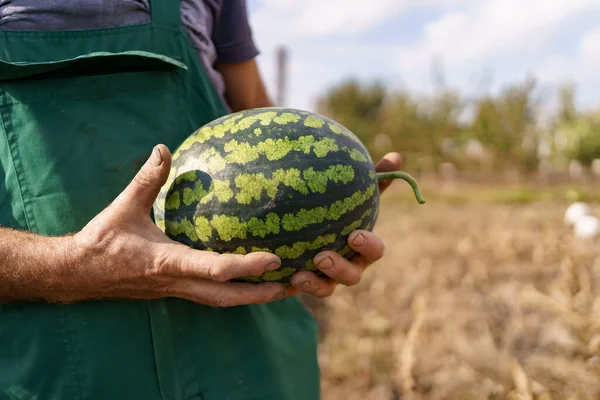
345, 253, 374, 271
290, 271, 338, 298
306, 251, 363, 286
170, 279, 289, 307
375, 152, 403, 193
114, 144, 172, 214
347, 230, 385, 263
156, 244, 282, 282
101, 277, 295, 306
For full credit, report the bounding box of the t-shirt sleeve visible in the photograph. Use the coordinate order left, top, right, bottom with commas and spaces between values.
212, 0, 260, 64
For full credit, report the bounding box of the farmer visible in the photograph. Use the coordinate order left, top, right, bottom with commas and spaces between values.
0, 1, 401, 399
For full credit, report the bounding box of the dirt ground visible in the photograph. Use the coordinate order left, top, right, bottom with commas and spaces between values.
304, 184, 600, 400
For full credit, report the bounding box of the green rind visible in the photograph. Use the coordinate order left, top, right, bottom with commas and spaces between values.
153, 107, 381, 284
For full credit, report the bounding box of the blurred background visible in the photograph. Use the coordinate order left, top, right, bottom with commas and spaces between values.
247, 1, 600, 399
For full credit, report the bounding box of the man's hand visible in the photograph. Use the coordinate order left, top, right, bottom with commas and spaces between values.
288, 152, 403, 298
70, 145, 291, 306
0, 145, 290, 306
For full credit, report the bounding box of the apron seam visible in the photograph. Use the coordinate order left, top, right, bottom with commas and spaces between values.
0, 51, 186, 69
147, 300, 178, 400
176, 28, 229, 117
0, 94, 34, 231
0, 22, 179, 39
58, 308, 87, 400
147, 301, 166, 400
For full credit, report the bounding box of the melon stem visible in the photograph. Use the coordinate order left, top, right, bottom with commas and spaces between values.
376, 171, 426, 204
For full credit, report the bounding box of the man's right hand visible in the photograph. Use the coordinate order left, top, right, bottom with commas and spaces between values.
0, 144, 289, 306
69, 144, 290, 306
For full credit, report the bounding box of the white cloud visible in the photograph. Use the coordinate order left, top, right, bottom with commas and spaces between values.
535, 26, 600, 110
580, 27, 600, 63
396, 0, 600, 70
249, 0, 600, 112
251, 0, 459, 51
255, 0, 401, 36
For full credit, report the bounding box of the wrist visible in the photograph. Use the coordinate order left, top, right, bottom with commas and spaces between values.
60, 234, 85, 273
38, 234, 86, 302
0, 228, 87, 302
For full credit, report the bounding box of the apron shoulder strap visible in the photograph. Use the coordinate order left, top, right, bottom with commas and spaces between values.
150, 0, 181, 28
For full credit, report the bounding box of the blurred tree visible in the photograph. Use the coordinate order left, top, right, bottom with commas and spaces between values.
378, 89, 465, 171
315, 79, 387, 146
313, 72, 597, 178
557, 82, 577, 124
469, 76, 541, 173
559, 111, 600, 167
551, 83, 600, 168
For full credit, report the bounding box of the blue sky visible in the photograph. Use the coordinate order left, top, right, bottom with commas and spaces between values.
246, 0, 600, 116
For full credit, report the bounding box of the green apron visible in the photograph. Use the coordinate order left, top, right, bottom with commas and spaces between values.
0, 1, 320, 399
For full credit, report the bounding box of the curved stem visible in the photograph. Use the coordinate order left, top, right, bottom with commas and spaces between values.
376, 171, 426, 204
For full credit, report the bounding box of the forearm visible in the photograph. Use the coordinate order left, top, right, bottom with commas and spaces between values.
216, 59, 275, 112
0, 227, 79, 302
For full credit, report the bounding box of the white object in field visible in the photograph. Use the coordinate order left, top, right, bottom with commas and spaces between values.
568, 160, 583, 179
564, 202, 591, 226
440, 162, 458, 182
465, 139, 485, 160
574, 214, 600, 239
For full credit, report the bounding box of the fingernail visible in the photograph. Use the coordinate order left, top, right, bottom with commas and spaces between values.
151, 146, 163, 167
272, 291, 286, 301
298, 280, 311, 289
316, 256, 333, 270
265, 261, 281, 272
351, 233, 366, 246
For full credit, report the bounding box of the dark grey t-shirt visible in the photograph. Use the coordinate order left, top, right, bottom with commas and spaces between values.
0, 0, 259, 105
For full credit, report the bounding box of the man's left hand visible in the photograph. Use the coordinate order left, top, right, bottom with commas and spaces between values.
288, 152, 402, 298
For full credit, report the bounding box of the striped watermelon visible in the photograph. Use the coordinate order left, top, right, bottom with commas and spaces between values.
153, 107, 424, 283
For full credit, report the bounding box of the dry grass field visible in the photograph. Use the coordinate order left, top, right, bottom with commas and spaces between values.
304, 181, 600, 400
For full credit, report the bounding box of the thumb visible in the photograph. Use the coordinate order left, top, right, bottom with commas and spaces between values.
113, 144, 172, 214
